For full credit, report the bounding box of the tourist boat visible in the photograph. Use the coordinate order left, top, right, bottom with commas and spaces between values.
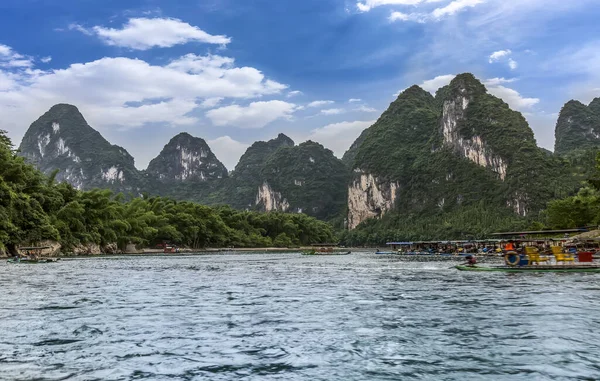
455, 265, 600, 273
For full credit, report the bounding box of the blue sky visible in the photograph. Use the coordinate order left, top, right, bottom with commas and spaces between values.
1, 0, 599, 169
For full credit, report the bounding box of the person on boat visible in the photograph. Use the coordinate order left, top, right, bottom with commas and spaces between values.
463, 255, 477, 267
504, 241, 515, 252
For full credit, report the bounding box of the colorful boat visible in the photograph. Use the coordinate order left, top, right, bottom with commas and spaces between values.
455, 265, 600, 273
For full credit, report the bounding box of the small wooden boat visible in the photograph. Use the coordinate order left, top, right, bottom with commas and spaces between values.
375, 251, 396, 255
456, 265, 600, 273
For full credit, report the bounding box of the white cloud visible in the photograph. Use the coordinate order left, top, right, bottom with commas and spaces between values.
0, 71, 17, 91
0, 44, 289, 139
348, 98, 362, 103
307, 100, 335, 108
366, 0, 485, 22
199, 97, 223, 109
320, 108, 345, 115
415, 74, 538, 110
40, 56, 52, 63
0, 59, 33, 68
305, 120, 376, 157
489, 49, 512, 63
432, 0, 484, 19
483, 77, 516, 86
207, 136, 250, 170
357, 0, 424, 12
0, 44, 33, 68
419, 74, 456, 93
287, 90, 303, 98
0, 44, 12, 56
355, 105, 378, 112
74, 17, 231, 50
487, 85, 539, 110
205, 101, 297, 128
489, 49, 518, 70
389, 12, 411, 22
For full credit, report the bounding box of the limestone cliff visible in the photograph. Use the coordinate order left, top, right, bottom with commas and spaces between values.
255, 182, 290, 212
440, 77, 507, 180
347, 172, 399, 229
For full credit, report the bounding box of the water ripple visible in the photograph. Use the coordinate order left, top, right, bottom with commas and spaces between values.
1, 253, 600, 380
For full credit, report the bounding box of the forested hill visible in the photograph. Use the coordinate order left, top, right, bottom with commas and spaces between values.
1, 129, 335, 256
554, 98, 600, 156
341, 73, 578, 243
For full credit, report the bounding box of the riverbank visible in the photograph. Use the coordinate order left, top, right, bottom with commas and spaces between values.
0, 246, 367, 259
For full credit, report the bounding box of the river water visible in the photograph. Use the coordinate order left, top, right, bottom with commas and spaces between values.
1, 252, 600, 380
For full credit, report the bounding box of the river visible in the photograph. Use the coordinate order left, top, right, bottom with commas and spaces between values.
1, 252, 599, 380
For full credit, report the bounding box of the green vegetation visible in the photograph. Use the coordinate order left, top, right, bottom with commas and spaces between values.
260, 141, 349, 221
554, 98, 600, 156
1, 130, 335, 255
543, 152, 600, 229
224, 133, 295, 210
341, 74, 579, 245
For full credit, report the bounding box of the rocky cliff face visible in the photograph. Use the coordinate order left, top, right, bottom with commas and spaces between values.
440, 77, 507, 180
18, 104, 142, 192
347, 172, 399, 229
146, 133, 227, 183
255, 182, 290, 212
554, 98, 600, 156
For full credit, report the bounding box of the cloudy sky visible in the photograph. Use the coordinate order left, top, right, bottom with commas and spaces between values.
1, 0, 599, 170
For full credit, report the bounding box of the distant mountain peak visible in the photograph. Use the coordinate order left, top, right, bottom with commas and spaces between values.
555, 98, 600, 155
146, 132, 228, 182
18, 104, 141, 191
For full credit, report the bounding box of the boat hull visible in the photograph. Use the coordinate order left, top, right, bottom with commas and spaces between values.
456, 265, 600, 273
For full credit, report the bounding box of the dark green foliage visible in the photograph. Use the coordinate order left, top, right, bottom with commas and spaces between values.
225, 133, 295, 209
1, 131, 335, 252
341, 203, 529, 246
260, 141, 350, 220
554, 99, 600, 156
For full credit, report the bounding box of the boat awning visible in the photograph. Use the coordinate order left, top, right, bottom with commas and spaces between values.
386, 242, 413, 245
